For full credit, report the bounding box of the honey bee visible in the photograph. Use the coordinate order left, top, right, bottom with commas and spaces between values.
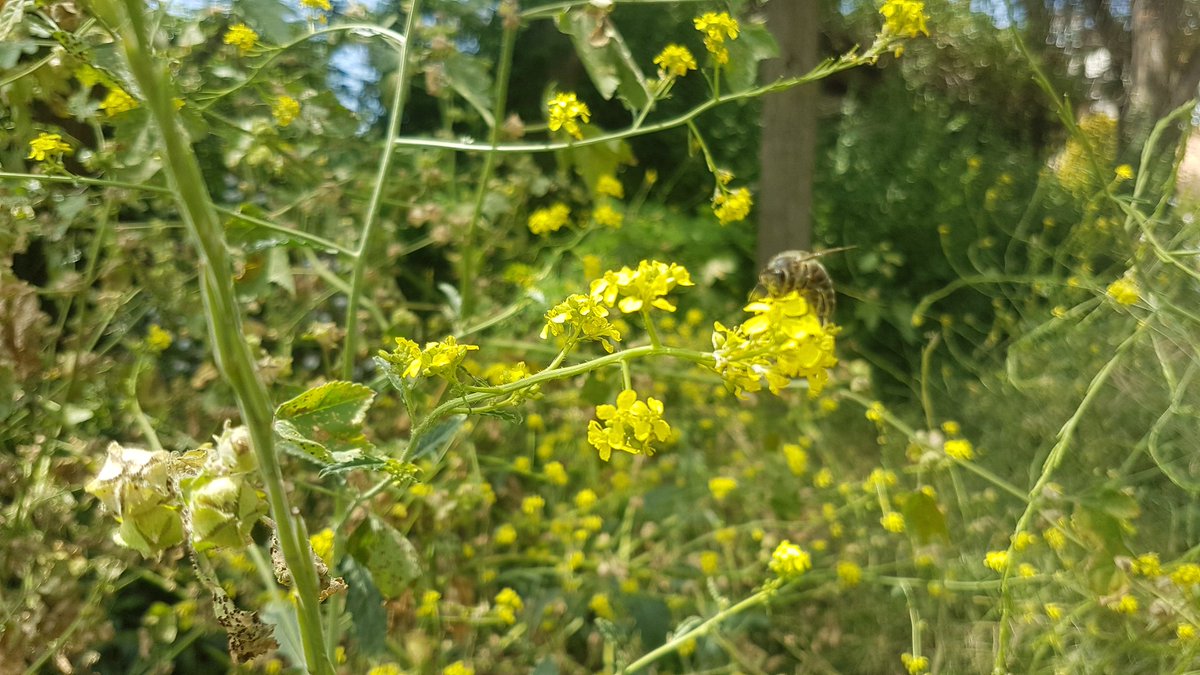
754, 248, 851, 325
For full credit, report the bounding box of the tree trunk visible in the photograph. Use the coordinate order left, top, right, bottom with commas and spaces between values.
756, 0, 820, 269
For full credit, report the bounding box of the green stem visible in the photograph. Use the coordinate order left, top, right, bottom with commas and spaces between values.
461, 3, 519, 320
96, 1, 332, 671
622, 586, 773, 673
340, 3, 422, 379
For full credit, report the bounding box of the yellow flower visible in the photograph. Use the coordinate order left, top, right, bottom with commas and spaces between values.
814, 468, 834, 488
708, 476, 738, 502
528, 203, 571, 235
543, 461, 569, 486
589, 593, 615, 620
495, 523, 517, 545
594, 261, 693, 314
100, 88, 138, 116
1178, 623, 1198, 642
984, 550, 1009, 573
574, 488, 598, 510
694, 12, 740, 65
272, 95, 301, 127
782, 443, 808, 476
699, 550, 720, 576
596, 174, 624, 198
1115, 164, 1134, 181
223, 23, 259, 55
865, 401, 886, 422
712, 187, 753, 225
1110, 594, 1138, 615
1106, 277, 1139, 305
943, 438, 974, 461
941, 420, 961, 435
593, 204, 624, 228
1044, 603, 1062, 620
769, 540, 811, 580
880, 511, 905, 533
1012, 531, 1038, 552
653, 44, 698, 77
837, 560, 862, 587
901, 653, 929, 674
368, 665, 405, 675
547, 92, 591, 140
880, 0, 930, 38
541, 293, 622, 353
587, 389, 672, 461
521, 495, 545, 516
301, 0, 332, 9
379, 335, 479, 380
27, 133, 73, 162
309, 528, 334, 566
1132, 552, 1161, 577
442, 662, 474, 675
145, 324, 172, 353
494, 587, 523, 625
1170, 563, 1200, 587
416, 590, 441, 618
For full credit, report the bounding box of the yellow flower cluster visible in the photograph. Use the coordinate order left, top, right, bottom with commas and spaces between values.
1115, 164, 1135, 181
712, 187, 752, 225
693, 12, 740, 65
547, 92, 591, 140
593, 204, 623, 228
880, 0, 929, 38
710, 291, 838, 397
528, 203, 571, 235
708, 476, 738, 501
769, 540, 811, 580
223, 23, 259, 55
596, 174, 624, 198
443, 662, 474, 675
416, 589, 440, 618
272, 95, 301, 127
590, 260, 694, 314
984, 550, 1009, 573
145, 324, 173, 352
493, 587, 523, 625
836, 560, 862, 587
541, 293, 622, 352
380, 336, 478, 380
100, 88, 138, 117
27, 133, 73, 162
587, 389, 671, 461
654, 43, 698, 77
300, 0, 331, 9
901, 653, 929, 674
1106, 277, 1139, 305
880, 511, 905, 533
943, 438, 974, 461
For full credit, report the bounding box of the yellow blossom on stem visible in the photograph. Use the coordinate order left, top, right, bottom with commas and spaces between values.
495, 523, 517, 545
880, 511, 905, 533
837, 560, 862, 587
272, 95, 301, 127
653, 43, 698, 77
712, 187, 753, 225
301, 0, 332, 9
521, 495, 545, 516
901, 653, 929, 674
493, 587, 523, 625
442, 662, 474, 675
699, 550, 720, 575
769, 540, 811, 580
1106, 277, 1139, 305
596, 174, 624, 198
27, 133, 73, 162
984, 550, 1009, 573
694, 12, 740, 65
1132, 552, 1161, 577
379, 335, 478, 380
782, 443, 808, 476
145, 324, 173, 353
1110, 594, 1138, 615
593, 204, 624, 229
547, 92, 590, 140
943, 438, 974, 461
590, 260, 694, 314
708, 476, 738, 502
1178, 623, 1198, 642
880, 0, 930, 38
541, 293, 622, 353
1170, 563, 1200, 587
589, 593, 615, 620
587, 389, 672, 461
528, 203, 571, 235
1115, 164, 1134, 181
100, 88, 138, 116
223, 23, 259, 55
575, 489, 598, 510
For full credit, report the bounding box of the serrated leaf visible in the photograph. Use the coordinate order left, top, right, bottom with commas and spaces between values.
556, 9, 651, 111
341, 556, 387, 655
901, 490, 949, 543
275, 381, 376, 457
442, 51, 495, 127
318, 455, 389, 479
409, 415, 466, 461
274, 419, 334, 464
347, 516, 421, 598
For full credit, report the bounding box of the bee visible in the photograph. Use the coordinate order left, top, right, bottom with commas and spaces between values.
754, 247, 851, 325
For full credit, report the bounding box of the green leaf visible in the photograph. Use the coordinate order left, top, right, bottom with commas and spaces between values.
318, 455, 388, 479
261, 597, 305, 668
274, 381, 376, 458
409, 415, 466, 461
0, 0, 29, 43
442, 51, 495, 127
556, 9, 651, 111
274, 419, 334, 464
342, 556, 387, 655
723, 20, 779, 94
347, 516, 421, 598
901, 490, 949, 543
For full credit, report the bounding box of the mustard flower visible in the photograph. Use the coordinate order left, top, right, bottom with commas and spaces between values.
528, 203, 571, 235
984, 550, 1009, 573
879, 0, 929, 38
712, 187, 752, 225
380, 335, 478, 380
495, 523, 517, 545
145, 324, 172, 353
309, 527, 335, 566
708, 476, 738, 502
541, 293, 622, 352
544, 461, 568, 486
943, 438, 974, 461
589, 593, 615, 620
27, 133, 73, 162
1017, 563, 1037, 578
1110, 594, 1138, 615
416, 590, 441, 618
699, 550, 720, 575
100, 88, 138, 116
880, 511, 905, 533
522, 495, 545, 516
941, 420, 961, 435
547, 92, 591, 140
223, 23, 259, 55
814, 468, 834, 488
442, 662, 474, 675
900, 653, 929, 674
653, 43, 698, 77
1170, 563, 1200, 587
272, 95, 301, 127
711, 291, 838, 397
596, 174, 624, 198
1178, 623, 1198, 642
769, 540, 812, 580
1131, 553, 1161, 577
1043, 526, 1066, 551
1044, 603, 1062, 620
587, 389, 672, 461
574, 488, 598, 510
865, 401, 886, 422
300, 0, 332, 9
589, 260, 694, 314
494, 587, 523, 625
593, 204, 624, 229
837, 560, 862, 587
1011, 531, 1038, 552
693, 12, 740, 65
1115, 164, 1134, 181
782, 443, 808, 476
1106, 277, 1139, 305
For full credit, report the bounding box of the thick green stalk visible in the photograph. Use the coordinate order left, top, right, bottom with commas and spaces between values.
460, 2, 519, 320
98, 1, 331, 671
340, 2, 422, 379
